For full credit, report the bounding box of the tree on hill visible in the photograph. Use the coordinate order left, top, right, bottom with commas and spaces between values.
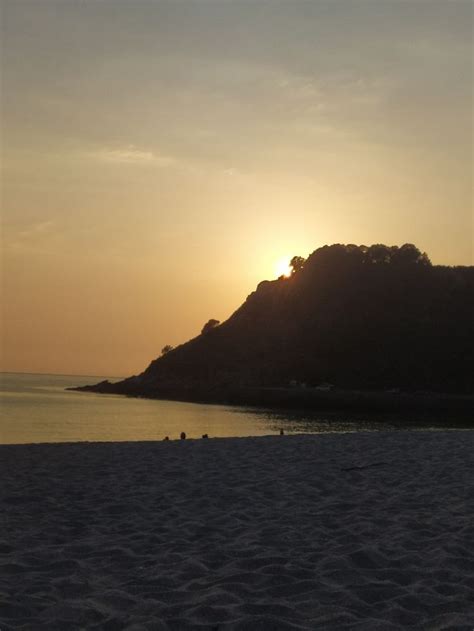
161, 345, 174, 355
201, 319, 220, 334
290, 256, 305, 275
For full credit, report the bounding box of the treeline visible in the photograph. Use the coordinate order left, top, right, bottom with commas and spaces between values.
288, 242, 432, 276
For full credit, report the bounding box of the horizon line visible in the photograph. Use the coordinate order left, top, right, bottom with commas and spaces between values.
0, 370, 124, 380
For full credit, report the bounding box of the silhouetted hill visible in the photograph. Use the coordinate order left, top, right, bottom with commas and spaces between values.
74, 244, 473, 409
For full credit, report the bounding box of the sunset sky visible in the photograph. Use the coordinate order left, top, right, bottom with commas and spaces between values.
2, 0, 472, 376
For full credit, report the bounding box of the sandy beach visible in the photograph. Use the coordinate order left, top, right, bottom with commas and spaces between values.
1, 431, 473, 630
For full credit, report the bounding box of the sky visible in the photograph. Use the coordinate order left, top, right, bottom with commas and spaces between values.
1, 0, 472, 376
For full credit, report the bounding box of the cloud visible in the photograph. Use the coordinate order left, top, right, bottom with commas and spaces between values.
17, 220, 55, 239
93, 146, 175, 167
4, 220, 60, 254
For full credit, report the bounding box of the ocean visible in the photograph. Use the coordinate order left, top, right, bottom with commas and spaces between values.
0, 372, 459, 444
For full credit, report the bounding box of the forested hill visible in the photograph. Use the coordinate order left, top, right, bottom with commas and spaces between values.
79, 244, 473, 398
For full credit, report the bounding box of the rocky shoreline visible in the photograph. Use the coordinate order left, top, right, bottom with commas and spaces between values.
68, 381, 474, 421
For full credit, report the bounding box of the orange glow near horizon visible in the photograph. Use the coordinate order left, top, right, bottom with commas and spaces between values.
2, 2, 472, 376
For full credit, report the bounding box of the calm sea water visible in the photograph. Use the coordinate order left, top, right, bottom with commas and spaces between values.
0, 373, 461, 444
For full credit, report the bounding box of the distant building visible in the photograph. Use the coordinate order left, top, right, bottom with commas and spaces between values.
289, 380, 308, 389
315, 382, 334, 391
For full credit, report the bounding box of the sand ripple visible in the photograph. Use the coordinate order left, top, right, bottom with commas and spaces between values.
1, 431, 474, 629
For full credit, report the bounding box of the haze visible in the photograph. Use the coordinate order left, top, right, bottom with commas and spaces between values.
1, 1, 472, 376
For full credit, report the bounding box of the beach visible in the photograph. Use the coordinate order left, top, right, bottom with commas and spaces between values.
1, 431, 473, 630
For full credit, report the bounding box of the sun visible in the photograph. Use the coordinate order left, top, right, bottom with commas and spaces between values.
275, 257, 292, 278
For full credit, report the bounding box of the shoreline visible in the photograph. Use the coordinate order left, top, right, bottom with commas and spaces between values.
2, 431, 473, 629
3, 424, 474, 448
69, 382, 474, 422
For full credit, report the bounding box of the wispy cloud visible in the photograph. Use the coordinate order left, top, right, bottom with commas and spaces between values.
4, 220, 60, 254
93, 145, 175, 167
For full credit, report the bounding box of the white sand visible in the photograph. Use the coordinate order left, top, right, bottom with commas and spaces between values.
1, 431, 473, 630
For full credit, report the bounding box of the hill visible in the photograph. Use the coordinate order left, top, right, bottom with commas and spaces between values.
74, 244, 473, 410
